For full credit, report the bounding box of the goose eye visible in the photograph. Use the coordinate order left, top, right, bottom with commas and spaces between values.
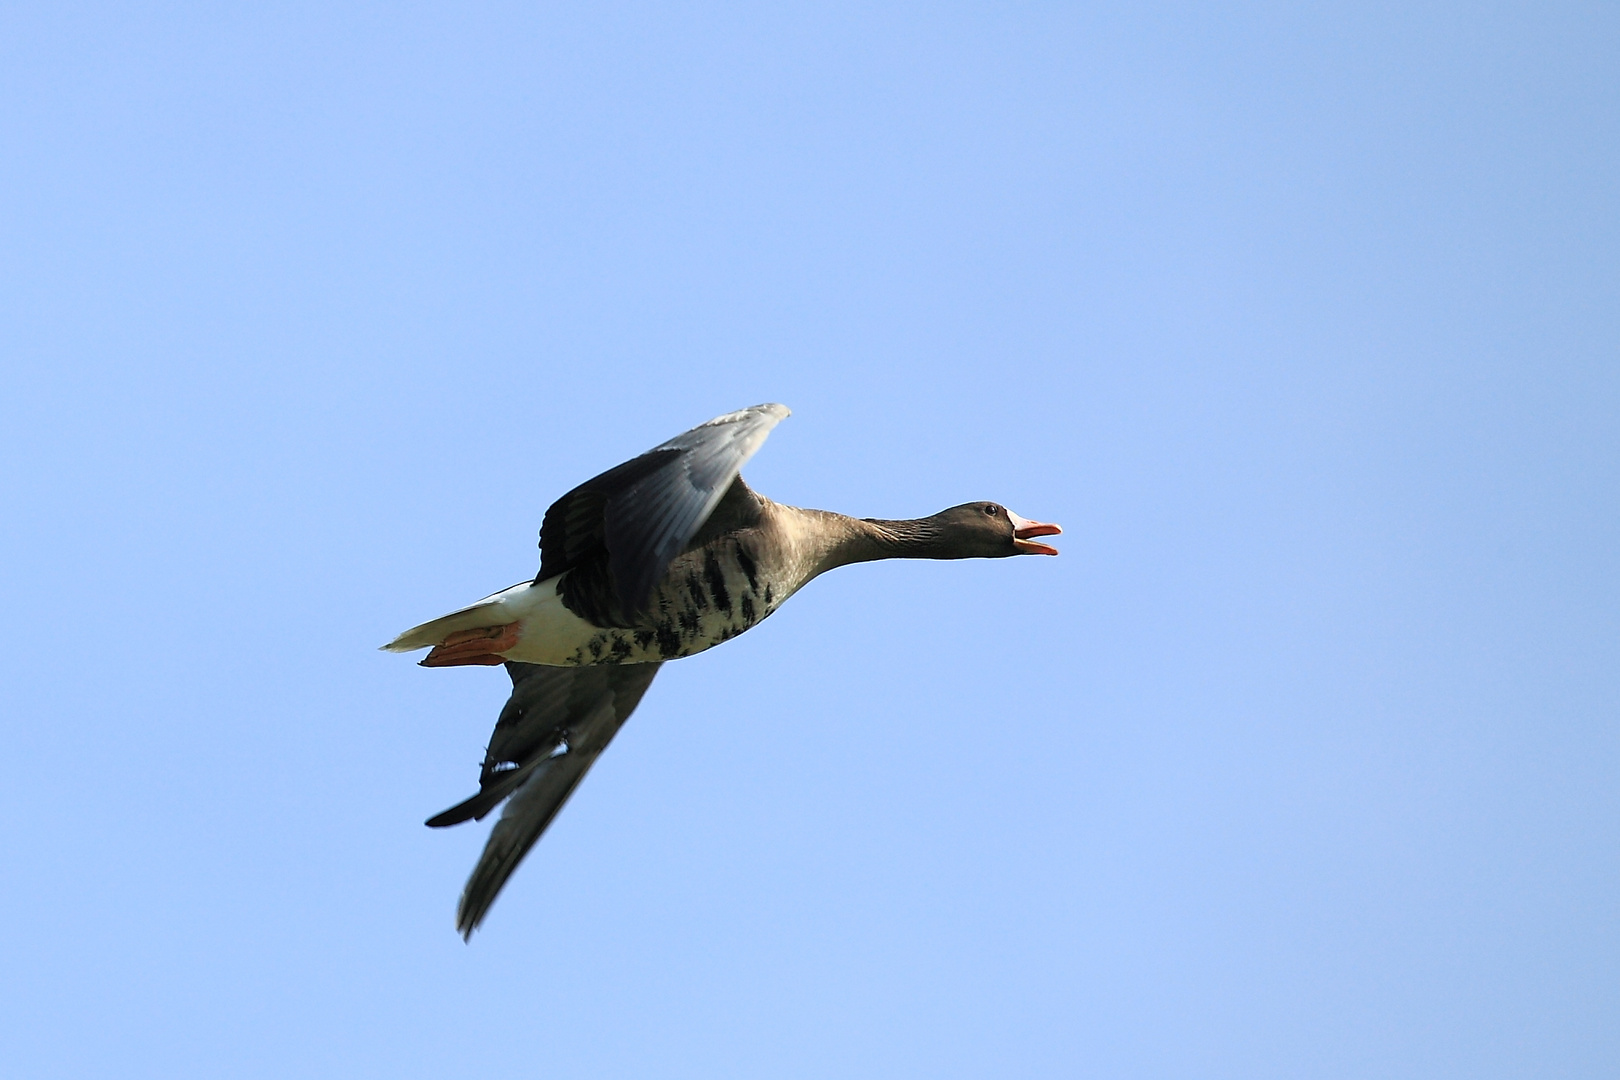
984, 504, 1000, 516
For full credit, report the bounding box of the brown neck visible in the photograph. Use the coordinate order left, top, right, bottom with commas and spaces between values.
815, 513, 954, 571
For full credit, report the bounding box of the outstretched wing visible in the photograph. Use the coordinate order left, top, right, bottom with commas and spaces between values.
427, 661, 661, 938
538, 403, 789, 616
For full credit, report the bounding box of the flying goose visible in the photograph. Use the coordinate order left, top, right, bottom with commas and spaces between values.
384, 404, 1061, 937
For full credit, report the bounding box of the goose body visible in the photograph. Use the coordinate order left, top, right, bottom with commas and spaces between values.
386, 499, 825, 667
385, 404, 1060, 937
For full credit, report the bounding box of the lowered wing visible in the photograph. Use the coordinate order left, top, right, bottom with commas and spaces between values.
428, 660, 661, 938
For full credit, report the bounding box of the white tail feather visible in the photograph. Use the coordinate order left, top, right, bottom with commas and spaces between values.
379, 583, 533, 652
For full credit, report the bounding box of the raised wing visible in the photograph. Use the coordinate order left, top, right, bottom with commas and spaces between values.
538, 403, 789, 616
427, 661, 661, 938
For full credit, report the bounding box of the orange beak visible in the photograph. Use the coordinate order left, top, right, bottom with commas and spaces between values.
1008, 511, 1062, 555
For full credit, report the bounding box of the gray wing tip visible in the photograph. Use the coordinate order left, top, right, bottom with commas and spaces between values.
457, 903, 480, 941
698, 402, 790, 428
458, 894, 490, 940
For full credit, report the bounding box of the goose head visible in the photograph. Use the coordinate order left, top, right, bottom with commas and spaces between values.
930, 502, 1063, 557
854, 502, 1062, 560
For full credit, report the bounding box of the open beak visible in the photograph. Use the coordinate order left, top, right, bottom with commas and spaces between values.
1008, 511, 1062, 556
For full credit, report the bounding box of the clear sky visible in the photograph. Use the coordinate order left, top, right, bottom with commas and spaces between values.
2, 3, 1616, 1077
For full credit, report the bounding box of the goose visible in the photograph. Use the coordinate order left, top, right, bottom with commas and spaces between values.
384, 403, 1061, 937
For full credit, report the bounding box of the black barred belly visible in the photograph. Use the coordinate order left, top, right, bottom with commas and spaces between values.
564, 544, 785, 665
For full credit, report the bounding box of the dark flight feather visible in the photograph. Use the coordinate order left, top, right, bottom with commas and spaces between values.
536, 404, 788, 618
428, 661, 660, 938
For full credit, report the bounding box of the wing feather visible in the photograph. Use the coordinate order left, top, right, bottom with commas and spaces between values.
538, 403, 789, 614
427, 661, 661, 938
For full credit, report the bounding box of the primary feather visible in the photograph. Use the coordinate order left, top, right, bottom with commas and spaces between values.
432, 662, 660, 938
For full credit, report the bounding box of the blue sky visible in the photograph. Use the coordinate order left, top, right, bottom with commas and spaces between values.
2, 3, 1616, 1077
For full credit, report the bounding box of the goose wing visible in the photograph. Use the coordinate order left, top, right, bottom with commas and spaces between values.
538, 403, 789, 616
427, 660, 661, 938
